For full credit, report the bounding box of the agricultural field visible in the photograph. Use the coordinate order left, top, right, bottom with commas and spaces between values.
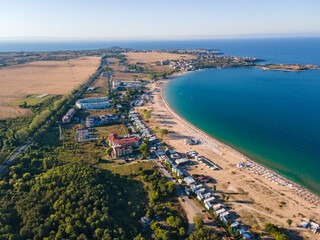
107, 57, 124, 71
124, 51, 195, 64
112, 71, 149, 82
0, 56, 101, 119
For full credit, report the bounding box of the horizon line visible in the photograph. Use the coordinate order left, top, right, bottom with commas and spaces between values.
1, 33, 320, 42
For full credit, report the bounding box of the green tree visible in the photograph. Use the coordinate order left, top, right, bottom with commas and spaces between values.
265, 223, 287, 240
138, 140, 150, 159
158, 129, 169, 138
286, 219, 292, 227
143, 109, 151, 119
134, 233, 145, 240
189, 227, 219, 240
15, 128, 29, 142
21, 101, 28, 108
194, 214, 204, 230
106, 147, 113, 156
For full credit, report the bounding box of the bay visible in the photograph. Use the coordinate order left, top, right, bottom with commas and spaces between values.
165, 67, 320, 195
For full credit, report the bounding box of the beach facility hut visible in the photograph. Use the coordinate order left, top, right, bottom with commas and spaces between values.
195, 188, 206, 195
301, 221, 309, 228
184, 176, 195, 185
205, 202, 212, 210
214, 208, 226, 216
184, 187, 190, 196
177, 170, 183, 177
220, 211, 230, 219
231, 222, 240, 229
172, 166, 179, 173
197, 193, 204, 201
190, 184, 197, 192
239, 229, 251, 239
204, 196, 216, 204
310, 222, 319, 233
203, 192, 211, 199
175, 158, 189, 166
194, 188, 206, 194
221, 216, 227, 224
212, 203, 222, 210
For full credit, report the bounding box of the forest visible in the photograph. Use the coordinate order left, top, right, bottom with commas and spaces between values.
0, 164, 147, 240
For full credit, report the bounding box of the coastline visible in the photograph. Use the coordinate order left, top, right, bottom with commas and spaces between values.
140, 70, 320, 238
160, 71, 320, 204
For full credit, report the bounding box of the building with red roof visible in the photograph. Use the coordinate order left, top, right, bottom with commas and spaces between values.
108, 133, 140, 148
108, 133, 141, 157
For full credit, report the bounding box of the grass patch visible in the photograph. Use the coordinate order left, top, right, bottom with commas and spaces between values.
10, 94, 55, 106
238, 187, 249, 195
99, 160, 156, 177
81, 87, 108, 98
265, 207, 273, 213
92, 123, 127, 138
58, 123, 105, 164
279, 201, 286, 208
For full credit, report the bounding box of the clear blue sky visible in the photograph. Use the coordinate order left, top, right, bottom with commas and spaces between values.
1, 0, 320, 40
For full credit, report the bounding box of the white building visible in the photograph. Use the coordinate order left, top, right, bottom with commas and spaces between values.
214, 208, 226, 216
195, 188, 206, 195
197, 193, 204, 201
184, 176, 195, 185
76, 97, 111, 110
203, 193, 211, 199
212, 203, 222, 210
175, 158, 189, 165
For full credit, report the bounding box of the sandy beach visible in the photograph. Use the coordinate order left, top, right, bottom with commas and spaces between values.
141, 72, 320, 239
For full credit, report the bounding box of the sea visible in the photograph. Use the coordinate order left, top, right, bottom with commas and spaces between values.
1, 37, 320, 194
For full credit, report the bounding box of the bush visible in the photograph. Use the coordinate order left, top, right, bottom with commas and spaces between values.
265, 223, 287, 240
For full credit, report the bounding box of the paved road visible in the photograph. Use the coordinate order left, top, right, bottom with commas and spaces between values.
153, 159, 204, 234
0, 139, 32, 173
153, 159, 172, 180
108, 72, 112, 99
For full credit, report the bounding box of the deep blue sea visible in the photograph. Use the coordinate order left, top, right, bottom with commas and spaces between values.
1, 37, 320, 64
1, 37, 320, 194
163, 37, 320, 195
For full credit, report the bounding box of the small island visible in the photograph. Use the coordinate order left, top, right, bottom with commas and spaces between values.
262, 63, 320, 71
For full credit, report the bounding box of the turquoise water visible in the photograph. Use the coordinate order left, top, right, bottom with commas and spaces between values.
165, 68, 320, 195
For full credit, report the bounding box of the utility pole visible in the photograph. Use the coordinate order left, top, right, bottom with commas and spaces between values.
59, 124, 63, 141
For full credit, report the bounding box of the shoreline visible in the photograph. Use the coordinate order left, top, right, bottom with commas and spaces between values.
159, 70, 320, 206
